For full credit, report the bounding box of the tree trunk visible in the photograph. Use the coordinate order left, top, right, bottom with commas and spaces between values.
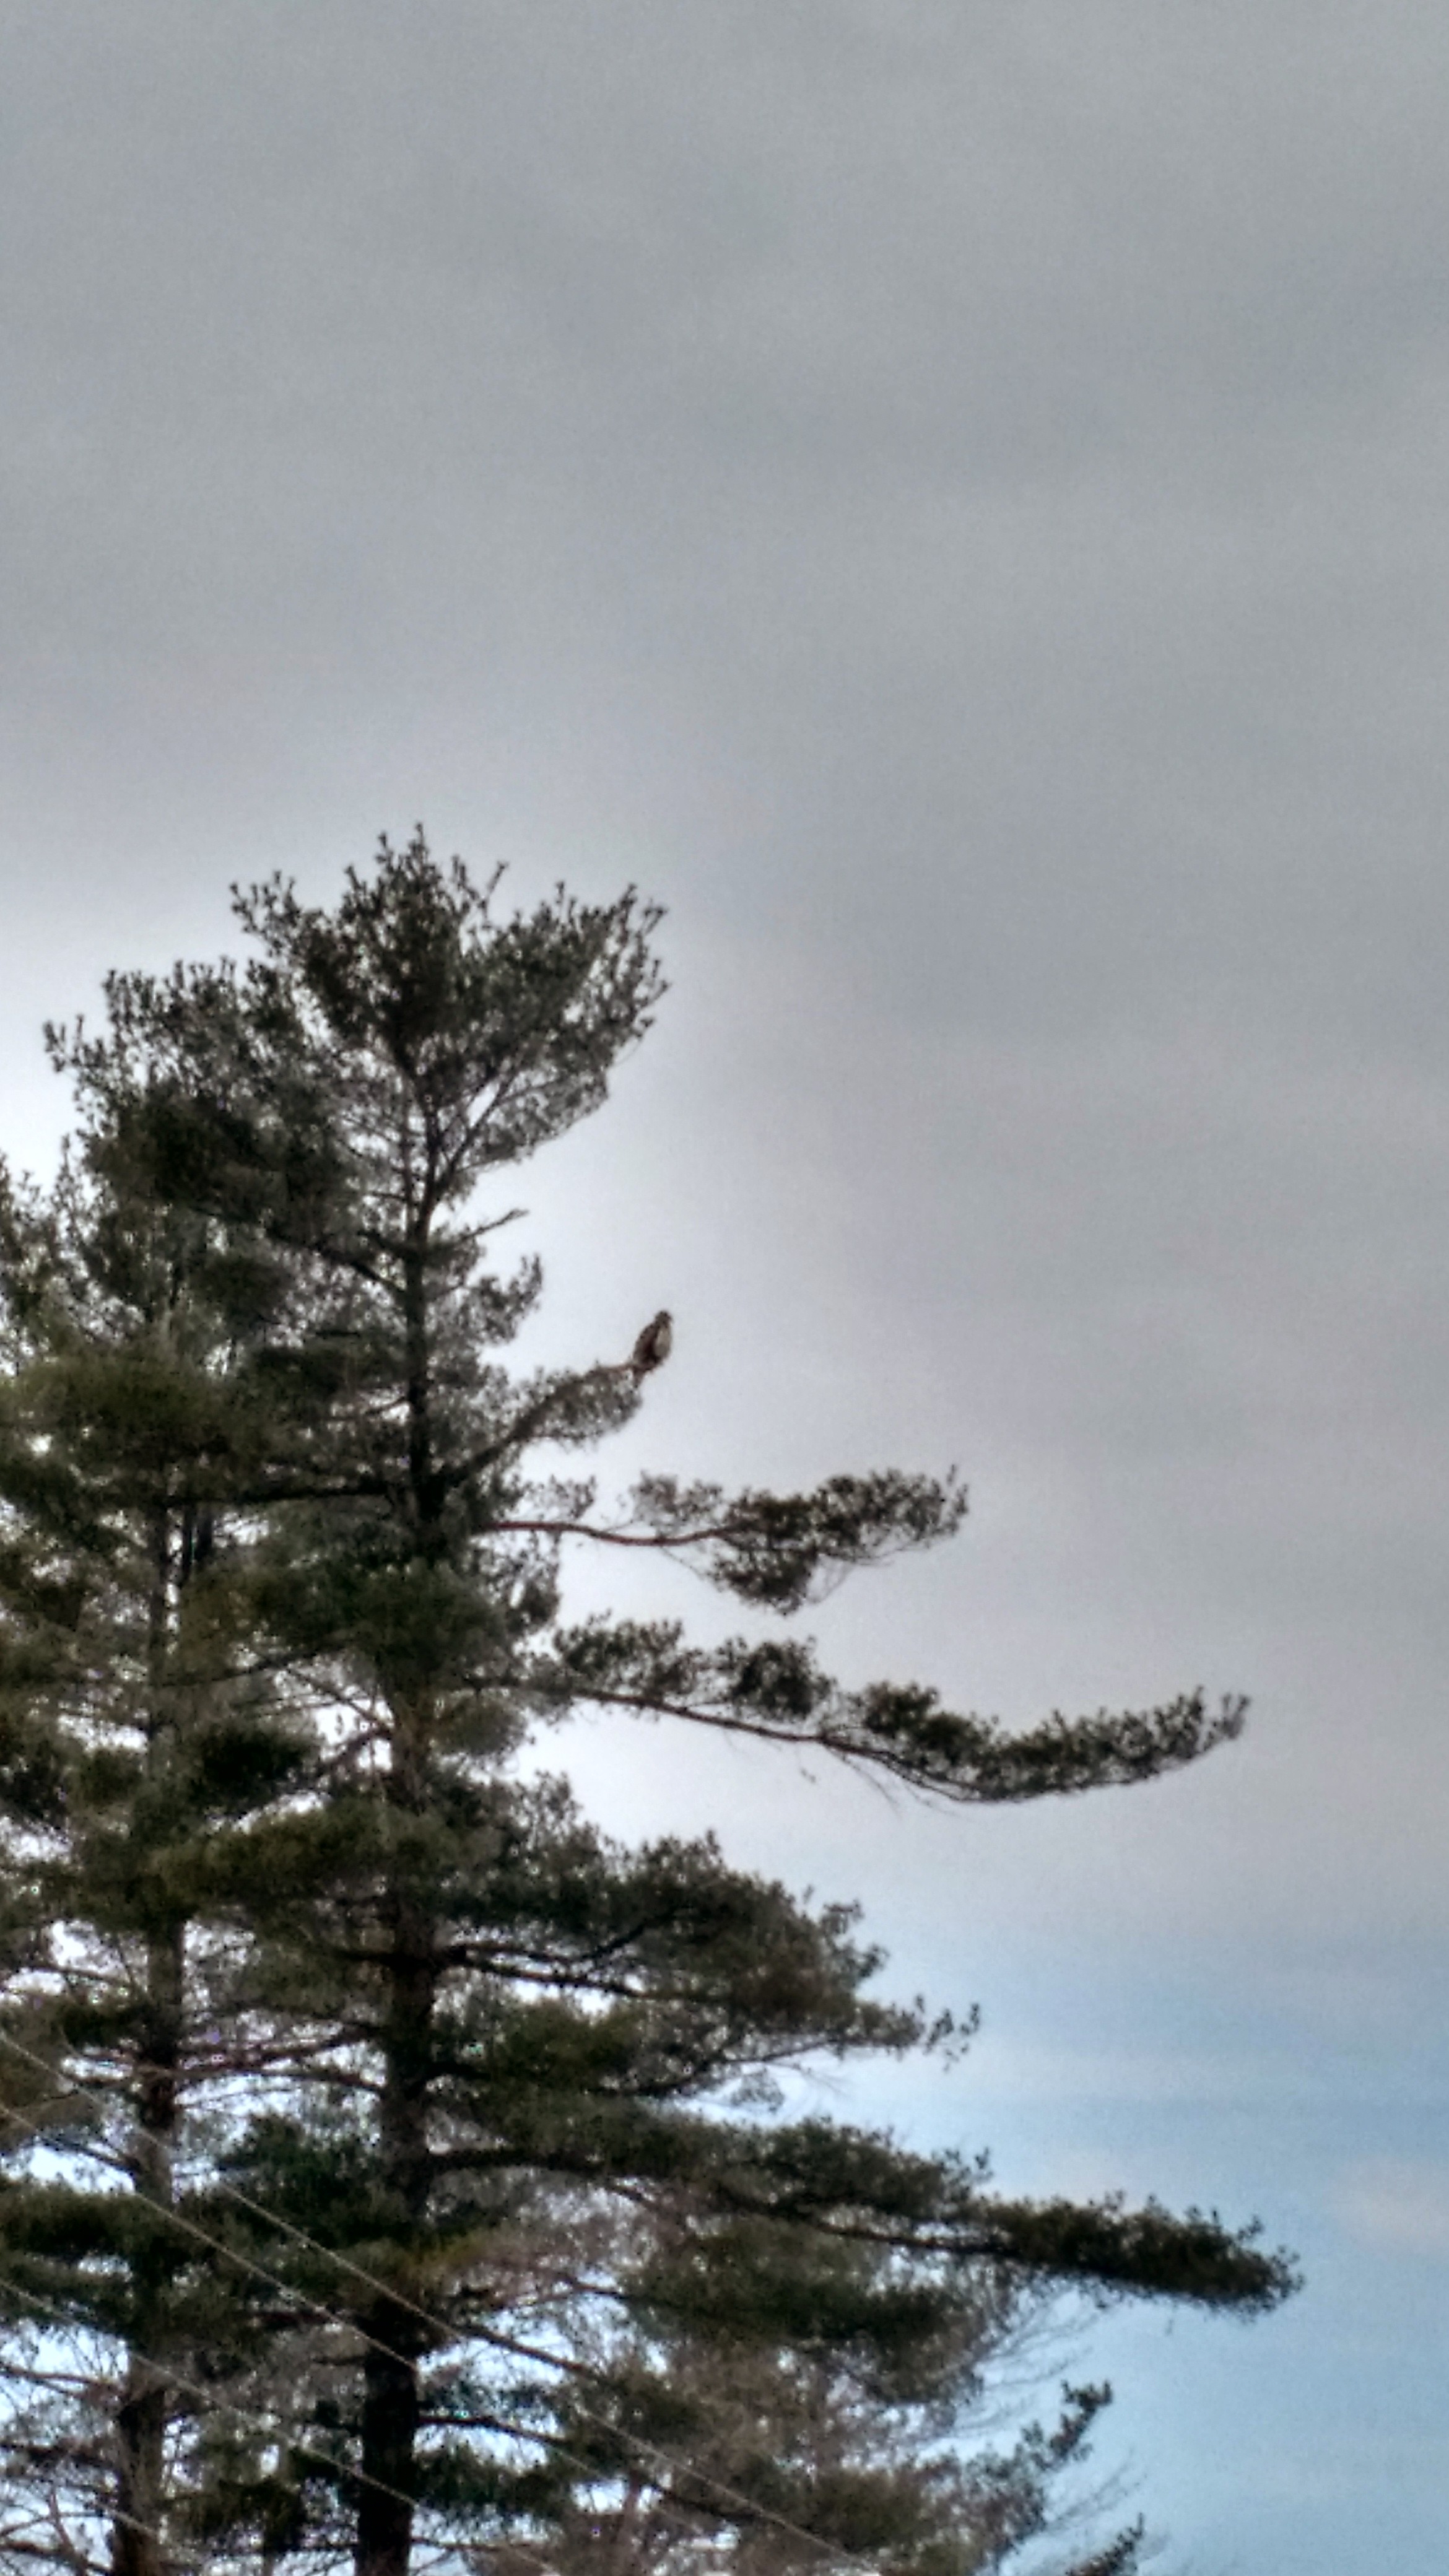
354, 1680, 437, 2576
353, 1903, 435, 2576
354, 2321, 422, 2576
354, 1193, 447, 2576
113, 1507, 185, 2576
111, 1926, 183, 2576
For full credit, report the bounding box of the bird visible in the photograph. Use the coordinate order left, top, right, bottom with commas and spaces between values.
629, 1309, 673, 1378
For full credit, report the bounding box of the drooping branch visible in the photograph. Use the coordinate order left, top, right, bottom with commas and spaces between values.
542, 1619, 1247, 1803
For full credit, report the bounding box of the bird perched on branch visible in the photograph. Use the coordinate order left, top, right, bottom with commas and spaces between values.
630, 1309, 673, 1379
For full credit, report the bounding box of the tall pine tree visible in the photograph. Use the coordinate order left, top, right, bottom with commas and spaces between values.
0, 840, 1294, 2576
0, 1093, 323, 2574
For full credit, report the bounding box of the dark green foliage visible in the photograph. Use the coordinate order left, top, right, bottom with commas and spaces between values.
0, 1110, 328, 2576
542, 1617, 1246, 1800
0, 836, 1294, 2576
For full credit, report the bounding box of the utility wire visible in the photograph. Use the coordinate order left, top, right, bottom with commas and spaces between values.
0, 2097, 455, 2544
0, 2261, 345, 2572
0, 2032, 864, 2569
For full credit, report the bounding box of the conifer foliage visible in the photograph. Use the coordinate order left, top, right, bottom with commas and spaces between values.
0, 840, 1294, 2576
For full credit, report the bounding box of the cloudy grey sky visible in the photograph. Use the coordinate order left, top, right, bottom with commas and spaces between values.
4, 2, 1448, 2563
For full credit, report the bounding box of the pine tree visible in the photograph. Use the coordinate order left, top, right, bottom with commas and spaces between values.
0, 838, 1295, 2576
0, 1100, 323, 2574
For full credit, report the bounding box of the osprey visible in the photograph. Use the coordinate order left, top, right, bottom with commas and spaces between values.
630, 1309, 673, 1378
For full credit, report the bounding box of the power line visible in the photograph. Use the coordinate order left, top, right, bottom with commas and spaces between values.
0, 2031, 866, 2569
0, 2260, 371, 2573
0, 2082, 453, 2548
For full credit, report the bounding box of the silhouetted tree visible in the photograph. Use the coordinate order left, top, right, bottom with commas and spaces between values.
0, 839, 1293, 2576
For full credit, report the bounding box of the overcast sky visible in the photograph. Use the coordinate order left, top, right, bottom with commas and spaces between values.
4, 4, 1448, 2565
